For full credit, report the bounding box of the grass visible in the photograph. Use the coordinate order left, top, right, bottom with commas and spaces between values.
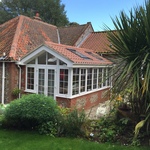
0, 129, 149, 150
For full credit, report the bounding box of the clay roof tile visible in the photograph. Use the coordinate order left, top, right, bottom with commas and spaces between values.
44, 41, 112, 65
80, 31, 116, 53
0, 15, 58, 61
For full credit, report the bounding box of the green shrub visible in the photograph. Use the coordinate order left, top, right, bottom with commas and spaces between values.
38, 111, 65, 137
0, 115, 4, 128
97, 117, 118, 143
38, 108, 86, 137
38, 121, 58, 137
63, 109, 86, 137
3, 94, 61, 129
0, 104, 6, 115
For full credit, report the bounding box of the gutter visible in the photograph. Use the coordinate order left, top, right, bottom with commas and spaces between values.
17, 65, 21, 99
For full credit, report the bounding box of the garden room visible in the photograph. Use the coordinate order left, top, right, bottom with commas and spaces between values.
18, 42, 113, 109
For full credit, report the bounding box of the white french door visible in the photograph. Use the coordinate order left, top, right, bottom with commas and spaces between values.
38, 67, 56, 99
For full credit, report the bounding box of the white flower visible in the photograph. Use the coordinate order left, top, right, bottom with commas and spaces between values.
90, 133, 94, 137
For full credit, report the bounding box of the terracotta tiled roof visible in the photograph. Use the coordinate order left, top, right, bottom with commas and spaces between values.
0, 15, 114, 64
58, 22, 93, 46
0, 15, 58, 60
44, 41, 112, 65
80, 31, 115, 53
0, 17, 19, 60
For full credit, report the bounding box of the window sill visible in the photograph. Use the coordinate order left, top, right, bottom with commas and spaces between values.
24, 89, 36, 93
56, 86, 110, 99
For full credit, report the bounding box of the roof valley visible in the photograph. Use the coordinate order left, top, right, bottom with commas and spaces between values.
56, 28, 61, 44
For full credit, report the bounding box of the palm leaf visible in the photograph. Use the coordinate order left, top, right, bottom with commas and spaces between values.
105, 1, 150, 136
134, 120, 146, 139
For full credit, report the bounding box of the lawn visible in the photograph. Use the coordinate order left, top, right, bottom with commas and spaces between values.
0, 129, 149, 150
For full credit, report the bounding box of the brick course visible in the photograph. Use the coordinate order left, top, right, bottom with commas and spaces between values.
56, 88, 110, 110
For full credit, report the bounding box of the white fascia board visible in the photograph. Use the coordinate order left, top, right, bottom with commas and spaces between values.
17, 45, 73, 67
71, 64, 113, 68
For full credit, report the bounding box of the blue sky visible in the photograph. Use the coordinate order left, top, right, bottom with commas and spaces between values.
61, 0, 145, 31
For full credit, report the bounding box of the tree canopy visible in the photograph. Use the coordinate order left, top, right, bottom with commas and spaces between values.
0, 0, 69, 26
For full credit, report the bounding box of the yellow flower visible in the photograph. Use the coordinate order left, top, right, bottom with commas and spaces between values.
117, 94, 123, 101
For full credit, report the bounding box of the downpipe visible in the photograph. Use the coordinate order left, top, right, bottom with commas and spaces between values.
2, 61, 5, 104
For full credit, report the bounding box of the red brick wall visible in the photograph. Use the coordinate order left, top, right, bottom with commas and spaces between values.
4, 62, 19, 103
0, 62, 26, 103
21, 65, 26, 92
56, 88, 110, 110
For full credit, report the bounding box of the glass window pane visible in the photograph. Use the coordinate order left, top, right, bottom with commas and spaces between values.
93, 69, 97, 89
103, 68, 106, 86
59, 60, 67, 66
59, 69, 68, 94
48, 69, 55, 97
98, 68, 102, 88
87, 68, 92, 91
80, 69, 86, 92
27, 67, 34, 90
38, 69, 45, 94
72, 68, 79, 95
27, 59, 35, 64
48, 53, 57, 65
38, 52, 46, 64
107, 68, 111, 86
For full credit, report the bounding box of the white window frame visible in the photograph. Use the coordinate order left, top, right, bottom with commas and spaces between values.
70, 67, 112, 97
25, 65, 36, 93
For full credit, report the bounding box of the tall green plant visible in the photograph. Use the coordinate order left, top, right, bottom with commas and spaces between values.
105, 0, 150, 137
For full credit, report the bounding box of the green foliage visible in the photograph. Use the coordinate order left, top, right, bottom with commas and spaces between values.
58, 106, 71, 116
37, 108, 86, 138
38, 121, 57, 137
106, 0, 150, 137
131, 138, 141, 147
96, 114, 133, 143
0, 104, 6, 115
12, 88, 21, 97
98, 117, 118, 143
0, 115, 3, 127
0, 0, 69, 26
3, 94, 60, 129
63, 109, 86, 137
3, 93, 87, 137
0, 104, 8, 128
38, 111, 65, 137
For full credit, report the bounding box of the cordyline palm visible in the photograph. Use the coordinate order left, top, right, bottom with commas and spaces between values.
106, 0, 150, 134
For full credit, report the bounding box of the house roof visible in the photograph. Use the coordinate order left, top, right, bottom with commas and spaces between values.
58, 22, 93, 46
43, 41, 112, 65
0, 15, 58, 61
80, 31, 115, 53
20, 41, 112, 66
0, 15, 113, 65
0, 17, 19, 61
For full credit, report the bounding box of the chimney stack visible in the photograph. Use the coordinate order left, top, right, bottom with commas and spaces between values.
33, 11, 42, 21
